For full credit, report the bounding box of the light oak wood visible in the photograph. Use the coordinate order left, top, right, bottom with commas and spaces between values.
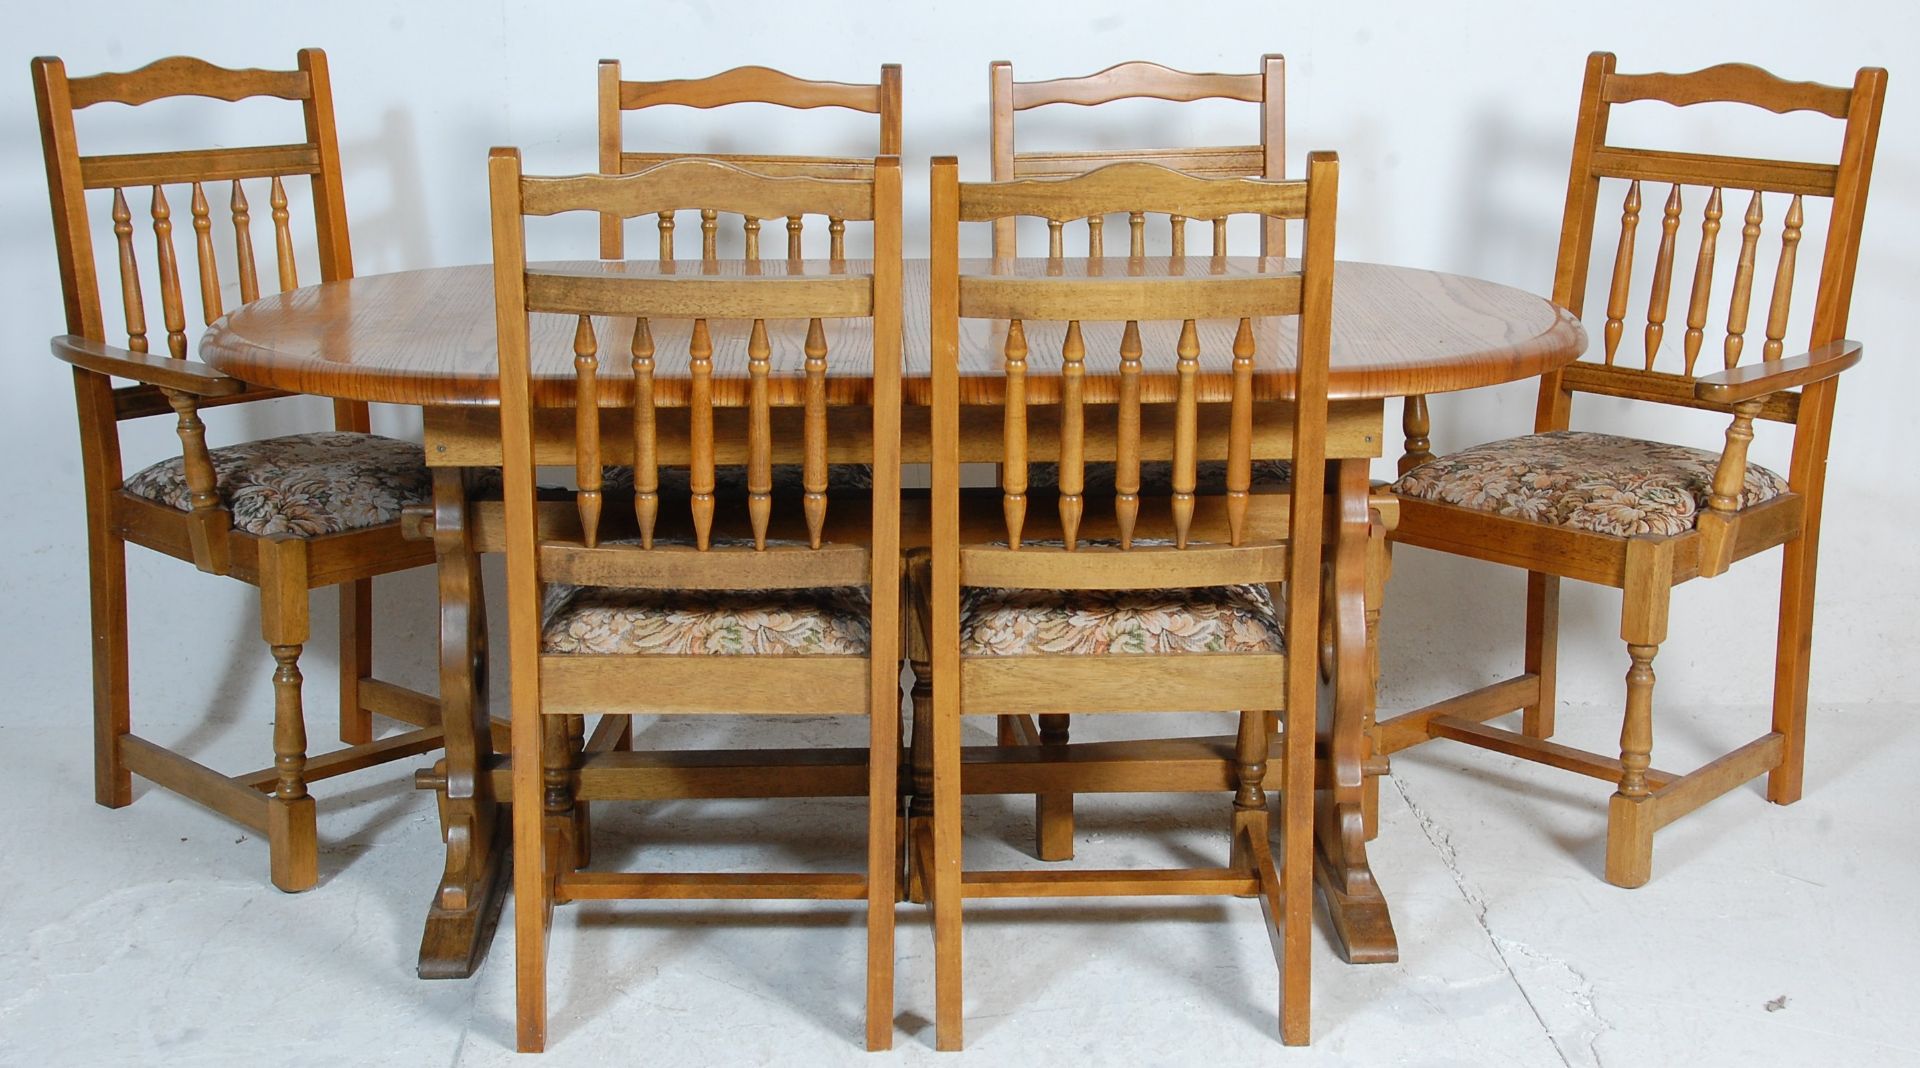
207, 259, 1579, 408
558, 872, 867, 901
1388, 52, 1885, 888
918, 154, 1338, 1048
33, 49, 438, 893
979, 71, 1309, 846
200, 256, 1579, 986
989, 56, 1285, 257
598, 61, 900, 264
962, 867, 1259, 898
492, 147, 902, 1053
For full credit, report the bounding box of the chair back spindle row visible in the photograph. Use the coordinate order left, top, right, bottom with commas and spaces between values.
599, 62, 901, 264
1545, 54, 1885, 433
989, 57, 1286, 260
934, 157, 1335, 586
35, 50, 360, 425
493, 153, 900, 580
1597, 178, 1810, 379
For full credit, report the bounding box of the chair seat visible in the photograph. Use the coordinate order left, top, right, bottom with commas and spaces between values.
1028, 459, 1292, 495
122, 430, 431, 537
1389, 430, 1790, 537
960, 582, 1284, 656
542, 583, 871, 656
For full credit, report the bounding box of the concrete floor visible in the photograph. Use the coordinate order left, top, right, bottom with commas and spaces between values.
2, 703, 1916, 1067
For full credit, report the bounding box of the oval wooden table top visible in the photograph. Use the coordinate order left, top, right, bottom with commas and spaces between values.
201, 257, 1586, 406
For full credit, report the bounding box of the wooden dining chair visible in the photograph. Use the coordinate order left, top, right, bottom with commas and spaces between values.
989, 56, 1286, 256
598, 60, 901, 261
32, 51, 441, 893
917, 153, 1339, 1048
489, 148, 903, 1052
980, 56, 1293, 858
1381, 54, 1886, 886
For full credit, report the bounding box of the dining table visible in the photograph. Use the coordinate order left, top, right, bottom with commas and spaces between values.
199, 254, 1585, 978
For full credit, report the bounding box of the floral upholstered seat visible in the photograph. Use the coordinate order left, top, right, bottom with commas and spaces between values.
1027, 459, 1292, 495
960, 582, 1284, 657
541, 584, 870, 656
1388, 430, 1790, 537
121, 430, 432, 537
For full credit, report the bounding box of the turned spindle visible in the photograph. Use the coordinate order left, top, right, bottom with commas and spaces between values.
1115, 319, 1143, 549
1643, 184, 1682, 369
1058, 320, 1086, 550
746, 317, 773, 549
1002, 318, 1029, 549
572, 316, 602, 546
1171, 319, 1200, 548
111, 189, 148, 353
688, 317, 716, 549
1226, 317, 1255, 546
151, 185, 187, 358
803, 317, 830, 548
1724, 191, 1764, 369
1602, 180, 1642, 366
629, 317, 658, 547
1681, 187, 1722, 376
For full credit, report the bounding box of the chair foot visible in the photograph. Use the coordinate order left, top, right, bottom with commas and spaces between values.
1766, 769, 1803, 806
1603, 791, 1654, 889
1035, 794, 1074, 862
1767, 719, 1805, 804
96, 758, 132, 809
904, 813, 929, 904
268, 793, 319, 893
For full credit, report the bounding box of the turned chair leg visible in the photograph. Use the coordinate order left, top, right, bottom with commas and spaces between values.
1522, 572, 1560, 739
565, 715, 590, 868
261, 539, 317, 894
543, 718, 581, 878
1768, 534, 1819, 804
1229, 709, 1267, 883
1606, 539, 1672, 889
1605, 642, 1661, 888
89, 524, 132, 808
339, 578, 374, 744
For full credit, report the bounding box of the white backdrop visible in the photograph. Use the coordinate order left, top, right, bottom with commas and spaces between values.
2, 0, 1915, 742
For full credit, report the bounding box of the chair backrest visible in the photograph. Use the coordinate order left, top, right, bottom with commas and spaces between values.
1538, 53, 1885, 467
597, 61, 902, 261
929, 155, 1336, 596
490, 148, 902, 599
32, 50, 364, 427
988, 57, 1285, 258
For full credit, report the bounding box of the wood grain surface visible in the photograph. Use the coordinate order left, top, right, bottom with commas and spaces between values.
202, 257, 1584, 405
